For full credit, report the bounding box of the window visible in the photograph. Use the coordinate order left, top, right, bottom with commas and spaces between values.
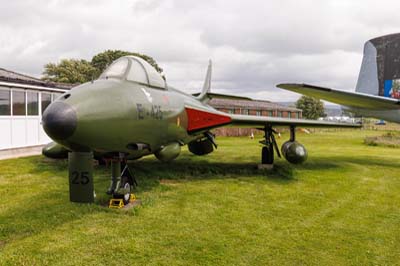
100, 58, 129, 79
0, 89, 10, 115
268, 111, 273, 116
227, 109, 234, 114
127, 59, 149, 84
242, 109, 249, 115
27, 91, 38, 115
256, 110, 261, 116
12, 91, 26, 116
41, 93, 52, 114
277, 111, 282, 117
52, 93, 63, 101
288, 111, 291, 118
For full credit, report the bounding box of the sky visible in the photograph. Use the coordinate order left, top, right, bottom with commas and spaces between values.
1, 0, 400, 102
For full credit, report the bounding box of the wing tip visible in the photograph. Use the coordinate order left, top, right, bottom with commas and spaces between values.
276, 83, 304, 90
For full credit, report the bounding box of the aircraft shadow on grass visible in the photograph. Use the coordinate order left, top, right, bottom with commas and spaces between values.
32, 156, 344, 192
308, 156, 400, 169
34, 153, 400, 192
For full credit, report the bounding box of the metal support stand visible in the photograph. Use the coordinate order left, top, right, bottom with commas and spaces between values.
107, 159, 121, 195
258, 125, 280, 168
121, 163, 138, 187
289, 125, 296, 142
105, 153, 137, 205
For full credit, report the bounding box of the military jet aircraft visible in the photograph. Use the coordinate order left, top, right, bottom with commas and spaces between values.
42, 55, 358, 203
278, 33, 400, 123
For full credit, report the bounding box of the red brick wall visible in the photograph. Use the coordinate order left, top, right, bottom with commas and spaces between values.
213, 127, 258, 137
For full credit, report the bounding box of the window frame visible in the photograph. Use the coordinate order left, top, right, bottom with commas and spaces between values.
41, 92, 52, 115
125, 57, 166, 90
126, 57, 150, 85
0, 87, 11, 116
27, 90, 39, 116
12, 89, 26, 116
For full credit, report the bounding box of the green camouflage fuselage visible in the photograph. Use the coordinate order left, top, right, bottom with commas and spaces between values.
45, 78, 218, 159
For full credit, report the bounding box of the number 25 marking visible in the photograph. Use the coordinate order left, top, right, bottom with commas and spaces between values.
71, 171, 90, 185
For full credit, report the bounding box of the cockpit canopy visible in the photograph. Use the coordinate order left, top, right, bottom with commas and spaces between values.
100, 56, 166, 89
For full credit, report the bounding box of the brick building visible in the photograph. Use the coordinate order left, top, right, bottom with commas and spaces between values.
208, 97, 302, 136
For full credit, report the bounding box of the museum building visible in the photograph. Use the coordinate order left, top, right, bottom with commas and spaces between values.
0, 68, 71, 157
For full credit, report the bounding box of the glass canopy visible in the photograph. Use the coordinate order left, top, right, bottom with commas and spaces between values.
100, 56, 165, 89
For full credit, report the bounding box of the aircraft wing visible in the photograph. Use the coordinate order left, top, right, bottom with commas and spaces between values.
277, 83, 400, 110
185, 107, 360, 134
229, 114, 360, 128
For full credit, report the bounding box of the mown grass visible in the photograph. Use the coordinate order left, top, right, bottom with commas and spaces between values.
1, 130, 400, 265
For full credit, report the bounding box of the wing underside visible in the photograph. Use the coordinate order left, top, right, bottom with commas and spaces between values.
277, 83, 400, 110
229, 114, 360, 128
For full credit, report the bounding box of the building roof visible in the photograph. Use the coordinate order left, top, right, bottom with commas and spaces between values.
209, 98, 301, 112
0, 67, 73, 90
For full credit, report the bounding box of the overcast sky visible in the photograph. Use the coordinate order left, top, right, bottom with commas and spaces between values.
1, 0, 400, 101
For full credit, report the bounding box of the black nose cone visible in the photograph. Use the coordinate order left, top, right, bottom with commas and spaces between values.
42, 101, 77, 140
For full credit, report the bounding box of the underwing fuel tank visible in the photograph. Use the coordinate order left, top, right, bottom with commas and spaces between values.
188, 139, 214, 155
281, 141, 308, 164
42, 141, 69, 159
154, 142, 181, 162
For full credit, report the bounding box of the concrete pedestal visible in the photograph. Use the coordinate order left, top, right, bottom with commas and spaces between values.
257, 164, 274, 170
68, 152, 94, 203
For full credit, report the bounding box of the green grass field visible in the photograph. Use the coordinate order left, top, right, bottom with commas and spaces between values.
1, 130, 400, 265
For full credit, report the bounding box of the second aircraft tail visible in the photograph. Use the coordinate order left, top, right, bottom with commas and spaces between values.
356, 33, 400, 99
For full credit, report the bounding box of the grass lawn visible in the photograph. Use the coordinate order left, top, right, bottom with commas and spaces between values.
1, 130, 400, 265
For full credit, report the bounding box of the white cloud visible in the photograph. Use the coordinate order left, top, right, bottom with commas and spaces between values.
1, 0, 400, 102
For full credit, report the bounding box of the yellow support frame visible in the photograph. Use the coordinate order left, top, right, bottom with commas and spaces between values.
108, 194, 136, 209
109, 198, 124, 209
129, 193, 136, 203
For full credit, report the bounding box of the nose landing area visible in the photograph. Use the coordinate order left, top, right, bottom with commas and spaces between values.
42, 101, 77, 140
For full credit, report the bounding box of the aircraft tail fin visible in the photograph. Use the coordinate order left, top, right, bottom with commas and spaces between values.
356, 33, 400, 99
195, 60, 212, 102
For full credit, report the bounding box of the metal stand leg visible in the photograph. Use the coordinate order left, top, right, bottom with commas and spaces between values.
107, 159, 121, 195
122, 163, 138, 187
259, 125, 281, 168
289, 125, 296, 142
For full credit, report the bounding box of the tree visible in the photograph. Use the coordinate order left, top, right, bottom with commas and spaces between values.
295, 96, 325, 119
42, 59, 97, 84
42, 50, 163, 84
91, 50, 163, 78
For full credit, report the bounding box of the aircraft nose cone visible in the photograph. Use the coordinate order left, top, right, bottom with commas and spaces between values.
42, 101, 77, 140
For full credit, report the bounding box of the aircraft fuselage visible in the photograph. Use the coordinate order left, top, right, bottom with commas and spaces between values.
42, 78, 224, 159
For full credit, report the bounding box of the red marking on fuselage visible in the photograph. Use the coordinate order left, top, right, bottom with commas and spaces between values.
185, 107, 232, 132
162, 95, 170, 104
